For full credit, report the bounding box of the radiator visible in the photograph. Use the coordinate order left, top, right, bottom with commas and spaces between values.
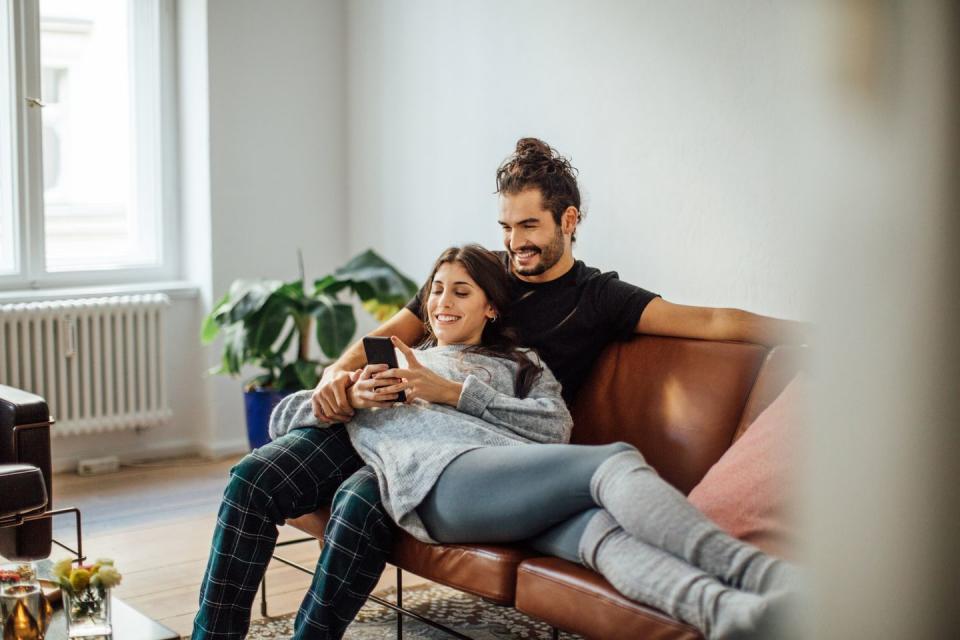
0, 294, 172, 437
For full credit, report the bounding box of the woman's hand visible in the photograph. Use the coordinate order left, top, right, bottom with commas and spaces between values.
348, 364, 404, 409
374, 336, 463, 406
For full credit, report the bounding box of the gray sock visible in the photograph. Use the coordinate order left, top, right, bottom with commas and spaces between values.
590, 449, 801, 594
578, 510, 772, 639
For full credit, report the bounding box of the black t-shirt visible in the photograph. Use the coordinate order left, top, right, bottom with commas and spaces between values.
405, 252, 659, 403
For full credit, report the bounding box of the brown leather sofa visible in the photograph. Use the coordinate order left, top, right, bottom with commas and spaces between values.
283, 335, 802, 639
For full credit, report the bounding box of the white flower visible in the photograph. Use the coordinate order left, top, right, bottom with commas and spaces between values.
97, 565, 122, 589
52, 558, 74, 579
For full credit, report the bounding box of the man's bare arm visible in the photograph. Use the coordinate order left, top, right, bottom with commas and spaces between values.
313, 309, 426, 422
636, 298, 808, 347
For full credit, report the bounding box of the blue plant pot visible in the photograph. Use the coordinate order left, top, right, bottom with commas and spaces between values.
243, 387, 295, 450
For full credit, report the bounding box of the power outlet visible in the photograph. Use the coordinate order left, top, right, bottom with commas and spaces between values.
77, 455, 120, 476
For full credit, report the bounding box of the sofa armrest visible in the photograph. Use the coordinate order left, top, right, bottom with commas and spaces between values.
732, 345, 806, 441
0, 464, 47, 520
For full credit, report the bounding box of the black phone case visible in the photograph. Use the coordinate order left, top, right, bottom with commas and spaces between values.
362, 337, 406, 402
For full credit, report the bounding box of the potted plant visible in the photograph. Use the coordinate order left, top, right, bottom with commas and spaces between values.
201, 249, 418, 448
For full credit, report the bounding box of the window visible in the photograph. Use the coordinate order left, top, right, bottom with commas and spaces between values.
0, 0, 177, 289
0, 3, 15, 275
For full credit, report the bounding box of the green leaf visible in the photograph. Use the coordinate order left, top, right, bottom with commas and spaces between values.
222, 323, 248, 375
276, 363, 303, 391
313, 275, 350, 296
261, 353, 285, 369
313, 296, 357, 359
246, 299, 290, 355
293, 359, 321, 390
217, 280, 285, 324
273, 281, 310, 307
273, 325, 298, 358
200, 313, 220, 344
314, 249, 418, 306
349, 281, 376, 302
200, 291, 231, 343
272, 360, 319, 391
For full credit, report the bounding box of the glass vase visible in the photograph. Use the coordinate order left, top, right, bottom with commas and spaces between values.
63, 587, 112, 638
1, 562, 51, 640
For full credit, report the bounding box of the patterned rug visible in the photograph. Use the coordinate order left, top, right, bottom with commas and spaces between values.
247, 583, 582, 639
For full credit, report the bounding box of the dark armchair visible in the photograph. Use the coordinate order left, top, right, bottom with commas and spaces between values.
0, 384, 83, 562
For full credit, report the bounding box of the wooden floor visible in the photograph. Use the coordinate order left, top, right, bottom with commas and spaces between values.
10, 456, 426, 639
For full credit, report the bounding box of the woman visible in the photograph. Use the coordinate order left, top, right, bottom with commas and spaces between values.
271, 245, 799, 639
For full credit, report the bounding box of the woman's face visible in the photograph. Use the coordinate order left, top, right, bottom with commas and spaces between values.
427, 261, 496, 346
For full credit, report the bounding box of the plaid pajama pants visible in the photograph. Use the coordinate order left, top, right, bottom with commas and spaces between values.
192, 426, 393, 640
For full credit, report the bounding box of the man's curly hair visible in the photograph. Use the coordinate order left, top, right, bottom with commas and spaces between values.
495, 138, 584, 242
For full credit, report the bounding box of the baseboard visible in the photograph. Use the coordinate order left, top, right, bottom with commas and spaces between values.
51, 435, 250, 473
197, 436, 250, 460
52, 438, 203, 473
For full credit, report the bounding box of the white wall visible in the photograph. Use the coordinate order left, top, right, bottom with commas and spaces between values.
197, 0, 348, 454
346, 0, 819, 319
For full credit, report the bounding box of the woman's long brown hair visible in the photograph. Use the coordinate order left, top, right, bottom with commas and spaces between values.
416, 244, 543, 398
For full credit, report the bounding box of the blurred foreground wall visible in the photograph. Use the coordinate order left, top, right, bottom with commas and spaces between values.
805, 1, 959, 637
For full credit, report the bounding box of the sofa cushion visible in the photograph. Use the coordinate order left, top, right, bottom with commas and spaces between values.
286, 509, 536, 605
687, 374, 804, 558
571, 336, 767, 494
515, 557, 702, 640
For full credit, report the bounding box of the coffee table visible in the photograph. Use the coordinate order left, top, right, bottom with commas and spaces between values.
43, 596, 179, 640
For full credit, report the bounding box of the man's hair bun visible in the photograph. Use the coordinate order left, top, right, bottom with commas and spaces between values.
514, 137, 553, 158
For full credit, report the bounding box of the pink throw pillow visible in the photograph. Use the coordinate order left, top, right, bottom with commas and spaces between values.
687, 374, 805, 559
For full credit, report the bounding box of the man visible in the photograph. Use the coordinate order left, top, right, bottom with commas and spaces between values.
193, 138, 805, 639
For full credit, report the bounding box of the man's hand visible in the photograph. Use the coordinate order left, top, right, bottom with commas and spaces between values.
374, 337, 463, 406
311, 367, 356, 423
348, 364, 403, 409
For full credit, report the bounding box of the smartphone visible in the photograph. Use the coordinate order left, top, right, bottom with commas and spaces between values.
362, 336, 406, 402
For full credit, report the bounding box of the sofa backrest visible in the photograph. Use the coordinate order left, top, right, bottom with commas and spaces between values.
570, 336, 768, 495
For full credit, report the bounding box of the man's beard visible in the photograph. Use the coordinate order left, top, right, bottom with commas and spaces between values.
511, 225, 565, 276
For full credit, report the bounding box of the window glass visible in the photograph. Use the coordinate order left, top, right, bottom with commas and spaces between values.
40, 0, 158, 272
0, 4, 15, 275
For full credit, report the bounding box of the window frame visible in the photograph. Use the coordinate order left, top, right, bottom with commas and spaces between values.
0, 0, 179, 291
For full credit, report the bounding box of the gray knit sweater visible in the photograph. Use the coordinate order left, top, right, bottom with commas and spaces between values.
268, 345, 573, 543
